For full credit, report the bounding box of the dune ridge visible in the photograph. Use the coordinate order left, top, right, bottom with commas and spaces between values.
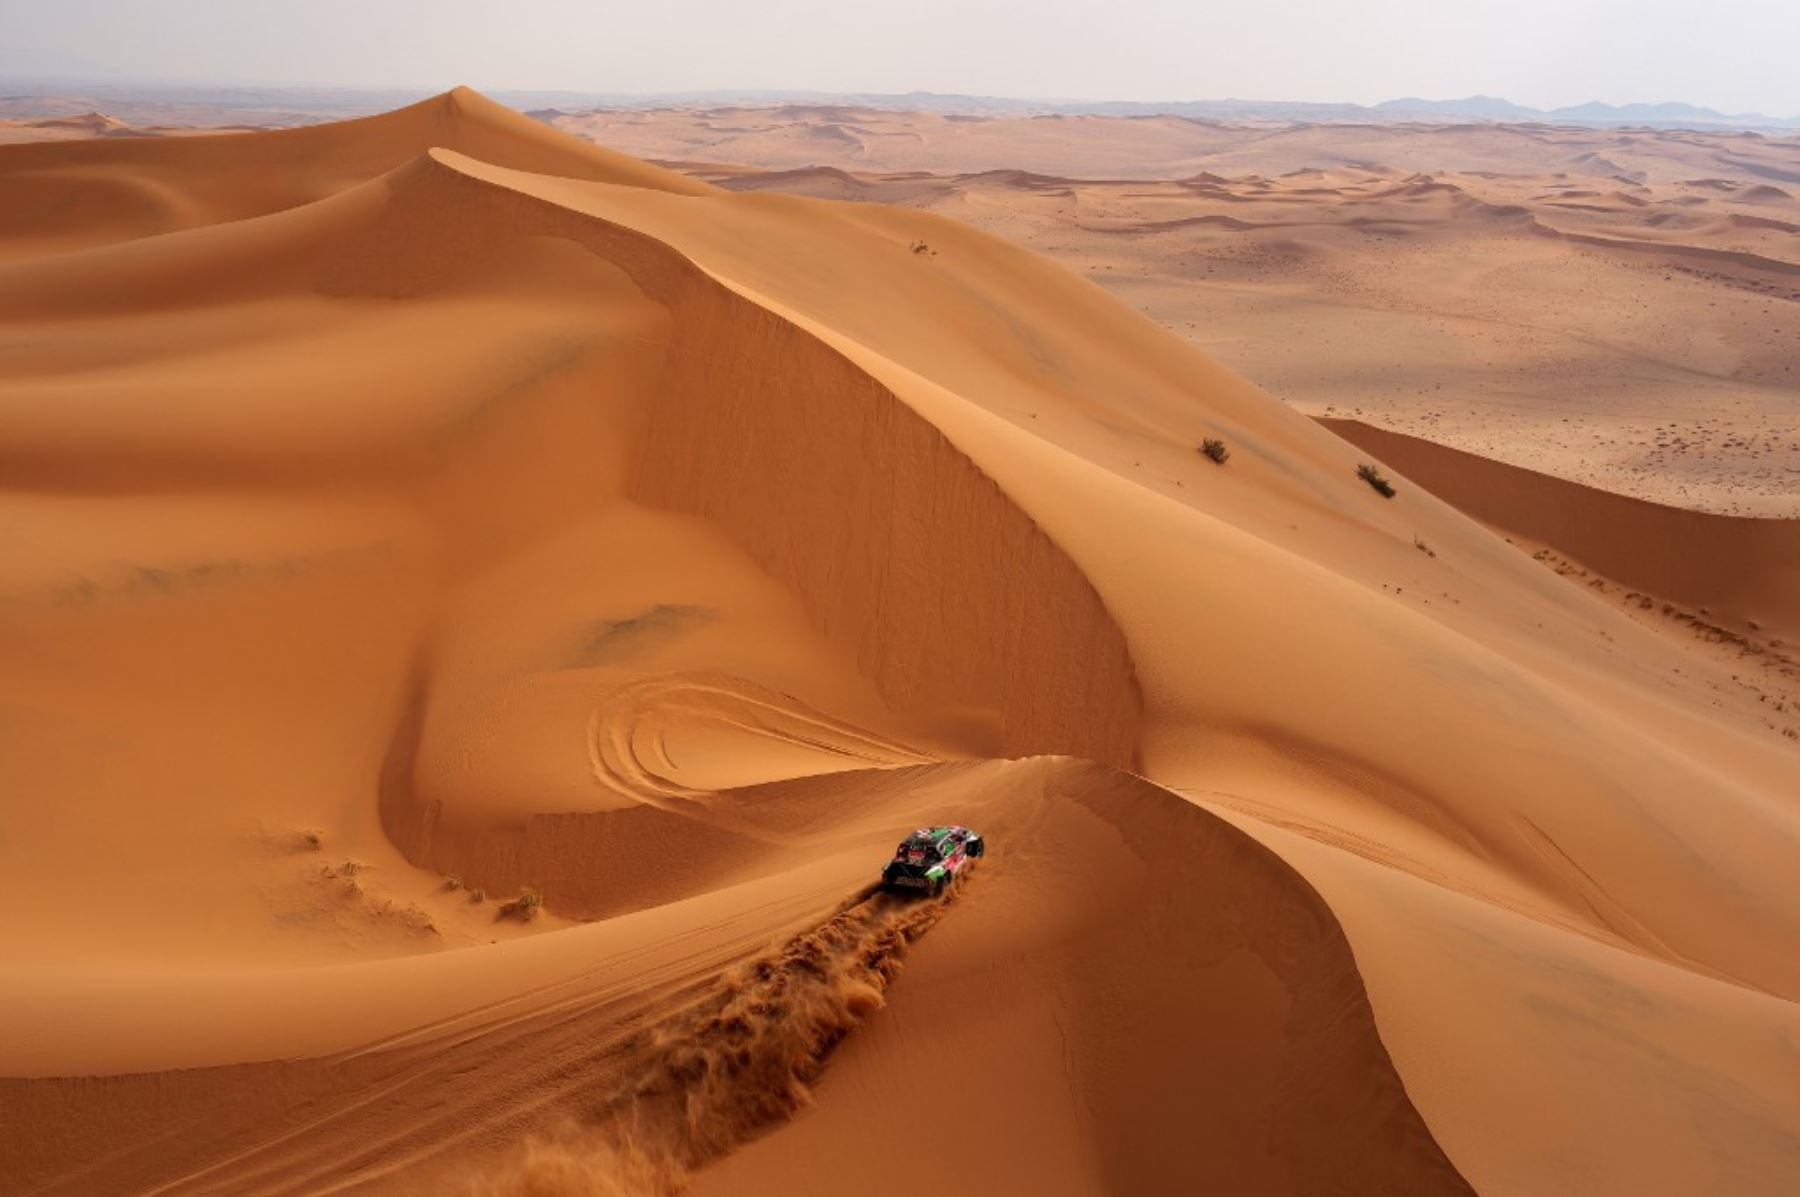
338, 146, 1145, 902
637, 109, 1800, 516
330, 145, 1145, 773
1320, 417, 1800, 636
2, 760, 1474, 1197
0, 88, 706, 258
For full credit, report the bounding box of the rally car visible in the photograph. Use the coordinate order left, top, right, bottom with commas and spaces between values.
880, 825, 984, 895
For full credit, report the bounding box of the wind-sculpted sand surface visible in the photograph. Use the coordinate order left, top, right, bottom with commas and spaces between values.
1, 91, 1796, 1195
555, 105, 1800, 516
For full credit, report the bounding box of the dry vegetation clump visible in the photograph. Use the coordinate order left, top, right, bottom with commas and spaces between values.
1413, 534, 1436, 557
1200, 437, 1231, 465
1358, 463, 1396, 498
497, 885, 543, 921
299, 829, 324, 851
469, 888, 486, 904
441, 873, 463, 892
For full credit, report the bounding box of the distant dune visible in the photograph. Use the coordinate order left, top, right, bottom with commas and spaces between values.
554, 104, 1800, 184
1, 90, 1796, 1196
1320, 418, 1800, 637
594, 105, 1800, 517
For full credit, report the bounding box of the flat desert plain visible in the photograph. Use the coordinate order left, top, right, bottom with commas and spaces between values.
0, 91, 1796, 1196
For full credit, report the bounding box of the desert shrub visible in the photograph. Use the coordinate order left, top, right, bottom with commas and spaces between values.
299, 829, 323, 851
340, 860, 360, 877
497, 885, 543, 921
1357, 463, 1396, 498
1200, 437, 1230, 465
441, 873, 462, 892
468, 888, 486, 904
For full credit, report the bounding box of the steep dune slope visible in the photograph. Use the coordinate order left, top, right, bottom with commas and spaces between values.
0, 146, 1137, 963
683, 142, 1800, 517
1, 93, 1795, 1197
1321, 418, 1800, 636
452, 147, 1799, 989
683, 761, 1478, 1197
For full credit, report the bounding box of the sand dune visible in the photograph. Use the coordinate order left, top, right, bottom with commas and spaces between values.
0, 89, 705, 254
580, 106, 1800, 516
4, 761, 1476, 1196
555, 104, 1800, 186
2, 91, 1797, 1196
1320, 418, 1800, 636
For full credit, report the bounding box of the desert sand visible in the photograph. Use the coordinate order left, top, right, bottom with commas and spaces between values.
552, 106, 1800, 516
0, 89, 1796, 1196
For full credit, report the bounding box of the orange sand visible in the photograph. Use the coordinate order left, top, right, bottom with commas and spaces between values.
0, 90, 1795, 1196
562, 105, 1800, 516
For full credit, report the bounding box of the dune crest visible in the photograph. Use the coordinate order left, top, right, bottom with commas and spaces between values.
639, 107, 1800, 517
0, 86, 708, 253
1320, 418, 1800, 637
2, 760, 1474, 1196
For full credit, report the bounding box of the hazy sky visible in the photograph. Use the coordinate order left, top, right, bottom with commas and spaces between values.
5, 0, 1799, 114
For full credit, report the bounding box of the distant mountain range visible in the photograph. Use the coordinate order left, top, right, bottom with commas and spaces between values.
1371, 94, 1798, 129
1, 74, 1795, 133
521, 90, 1800, 133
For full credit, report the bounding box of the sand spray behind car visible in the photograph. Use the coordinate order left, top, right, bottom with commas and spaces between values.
471, 878, 971, 1196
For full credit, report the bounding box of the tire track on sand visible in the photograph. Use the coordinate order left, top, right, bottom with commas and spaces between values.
467, 880, 970, 1197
